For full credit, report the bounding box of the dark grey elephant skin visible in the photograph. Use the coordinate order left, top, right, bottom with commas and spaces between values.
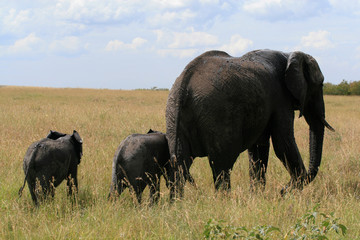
109, 130, 174, 204
19, 130, 83, 205
166, 49, 334, 199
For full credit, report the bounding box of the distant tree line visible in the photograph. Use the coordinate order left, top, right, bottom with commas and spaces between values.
136, 82, 360, 95
135, 87, 169, 91
323, 80, 360, 95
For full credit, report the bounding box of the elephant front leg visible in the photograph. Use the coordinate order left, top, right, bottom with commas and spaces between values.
67, 168, 78, 197
248, 141, 270, 192
67, 177, 78, 196
149, 176, 160, 205
271, 112, 307, 194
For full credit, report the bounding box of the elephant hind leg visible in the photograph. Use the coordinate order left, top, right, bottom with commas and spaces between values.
33, 176, 48, 203
108, 178, 127, 200
27, 179, 38, 205
40, 176, 54, 201
248, 140, 270, 192
208, 152, 237, 192
133, 182, 146, 204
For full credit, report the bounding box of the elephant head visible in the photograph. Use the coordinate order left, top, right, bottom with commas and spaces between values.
285, 51, 334, 183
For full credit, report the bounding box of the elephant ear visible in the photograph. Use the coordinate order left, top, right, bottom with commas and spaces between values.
285, 51, 324, 115
284, 51, 308, 114
47, 130, 55, 138
47, 130, 66, 140
71, 130, 83, 163
72, 130, 83, 144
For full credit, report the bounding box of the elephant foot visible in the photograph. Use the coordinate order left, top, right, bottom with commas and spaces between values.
108, 191, 118, 201
280, 179, 304, 196
214, 177, 231, 193
169, 184, 184, 203
280, 185, 290, 197
249, 180, 266, 193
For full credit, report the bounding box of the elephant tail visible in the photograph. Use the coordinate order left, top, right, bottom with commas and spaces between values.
108, 153, 128, 200
18, 172, 29, 198
18, 142, 41, 198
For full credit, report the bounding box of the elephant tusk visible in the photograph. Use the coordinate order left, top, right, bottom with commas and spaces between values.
322, 118, 335, 132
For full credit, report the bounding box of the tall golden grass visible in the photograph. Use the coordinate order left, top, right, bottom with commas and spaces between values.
0, 86, 359, 239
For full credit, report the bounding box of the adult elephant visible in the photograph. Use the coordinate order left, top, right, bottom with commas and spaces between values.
165, 49, 334, 199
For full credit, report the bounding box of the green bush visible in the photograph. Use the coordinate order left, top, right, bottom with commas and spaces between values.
349, 81, 360, 95
203, 204, 347, 240
323, 80, 360, 95
323, 82, 337, 95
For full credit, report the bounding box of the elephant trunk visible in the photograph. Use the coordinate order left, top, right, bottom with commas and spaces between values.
306, 115, 334, 183
307, 124, 324, 183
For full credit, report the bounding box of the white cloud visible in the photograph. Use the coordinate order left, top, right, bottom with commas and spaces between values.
105, 37, 147, 51
300, 30, 335, 50
149, 9, 196, 26
170, 31, 218, 48
156, 29, 218, 49
154, 30, 253, 58
151, 0, 191, 9
49, 36, 88, 55
243, 0, 282, 14
219, 34, 253, 55
0, 33, 89, 58
200, 0, 219, 4
51, 0, 231, 31
53, 0, 200, 25
54, 0, 143, 23
2, 8, 31, 33
0, 0, 233, 45
329, 0, 360, 15
242, 0, 328, 20
8, 33, 42, 54
156, 48, 198, 58
154, 28, 218, 58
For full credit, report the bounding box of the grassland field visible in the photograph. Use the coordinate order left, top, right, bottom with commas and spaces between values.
0, 86, 359, 239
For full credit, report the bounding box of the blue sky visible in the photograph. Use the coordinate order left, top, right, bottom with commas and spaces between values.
1, 0, 359, 89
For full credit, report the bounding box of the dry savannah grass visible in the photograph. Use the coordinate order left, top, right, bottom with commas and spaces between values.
0, 86, 359, 239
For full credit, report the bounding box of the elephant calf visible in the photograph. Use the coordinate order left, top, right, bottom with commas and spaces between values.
109, 130, 178, 204
19, 130, 83, 205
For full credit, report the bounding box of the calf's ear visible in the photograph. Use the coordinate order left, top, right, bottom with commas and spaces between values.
147, 129, 154, 134
47, 130, 54, 138
72, 130, 83, 144
72, 130, 83, 162
47, 130, 66, 140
